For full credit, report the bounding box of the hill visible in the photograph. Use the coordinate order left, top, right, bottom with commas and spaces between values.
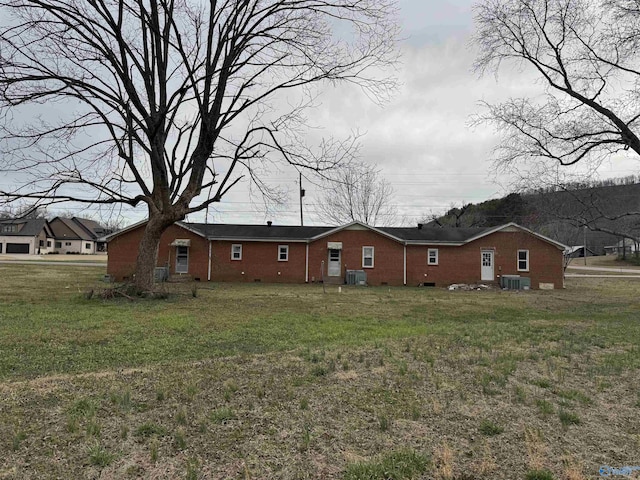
427, 177, 640, 254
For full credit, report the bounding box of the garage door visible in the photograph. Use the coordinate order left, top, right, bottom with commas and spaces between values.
6, 243, 30, 254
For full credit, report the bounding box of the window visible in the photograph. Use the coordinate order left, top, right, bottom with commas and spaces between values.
65, 242, 71, 246
39, 240, 45, 247
47, 241, 51, 248
2, 224, 17, 233
278, 245, 289, 261
362, 246, 374, 268
85, 243, 91, 249
55, 241, 62, 248
427, 248, 439, 265
517, 250, 529, 271
231, 244, 242, 260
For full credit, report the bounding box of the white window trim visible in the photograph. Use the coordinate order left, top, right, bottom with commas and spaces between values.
427, 248, 439, 265
362, 246, 374, 268
517, 249, 529, 272
231, 243, 242, 261
278, 244, 289, 262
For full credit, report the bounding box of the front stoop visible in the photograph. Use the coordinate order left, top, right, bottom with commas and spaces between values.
168, 274, 192, 283
323, 276, 344, 285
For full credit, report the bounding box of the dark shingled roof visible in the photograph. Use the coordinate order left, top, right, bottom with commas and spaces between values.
0, 218, 48, 237
187, 223, 333, 240
380, 226, 491, 242
183, 223, 491, 243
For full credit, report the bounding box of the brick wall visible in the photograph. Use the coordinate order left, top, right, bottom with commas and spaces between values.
308, 228, 405, 285
108, 224, 564, 288
107, 224, 210, 281
210, 240, 307, 283
406, 230, 564, 288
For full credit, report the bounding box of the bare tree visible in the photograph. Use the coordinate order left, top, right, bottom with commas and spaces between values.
0, 0, 399, 290
473, 0, 640, 244
474, 0, 640, 166
315, 163, 396, 225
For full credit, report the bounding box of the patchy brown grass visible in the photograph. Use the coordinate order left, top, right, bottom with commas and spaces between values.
0, 266, 639, 478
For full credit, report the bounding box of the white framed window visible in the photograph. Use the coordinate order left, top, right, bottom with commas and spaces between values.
427, 248, 439, 265
278, 245, 289, 261
517, 249, 529, 271
231, 244, 242, 260
362, 246, 374, 268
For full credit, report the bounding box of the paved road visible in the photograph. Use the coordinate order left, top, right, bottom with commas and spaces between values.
566, 273, 640, 278
0, 260, 106, 267
566, 265, 640, 273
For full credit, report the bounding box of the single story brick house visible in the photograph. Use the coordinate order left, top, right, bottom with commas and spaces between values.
106, 221, 567, 289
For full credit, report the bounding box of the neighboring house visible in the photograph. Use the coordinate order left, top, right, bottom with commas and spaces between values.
564, 245, 597, 258
604, 238, 640, 256
48, 217, 109, 254
107, 221, 567, 289
0, 218, 55, 254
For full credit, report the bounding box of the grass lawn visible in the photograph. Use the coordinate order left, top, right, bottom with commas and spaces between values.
0, 265, 639, 479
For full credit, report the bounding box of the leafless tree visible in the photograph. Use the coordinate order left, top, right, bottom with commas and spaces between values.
315, 162, 396, 225
473, 0, 640, 244
0, 0, 399, 290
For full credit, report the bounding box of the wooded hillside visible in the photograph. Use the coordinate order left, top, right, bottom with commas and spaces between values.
428, 177, 640, 253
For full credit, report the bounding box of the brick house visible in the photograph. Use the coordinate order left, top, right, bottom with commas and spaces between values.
107, 221, 566, 289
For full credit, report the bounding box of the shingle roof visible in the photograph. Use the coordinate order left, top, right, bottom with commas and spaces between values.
0, 218, 48, 237
49, 217, 94, 240
184, 223, 491, 243
187, 223, 333, 240
380, 226, 491, 242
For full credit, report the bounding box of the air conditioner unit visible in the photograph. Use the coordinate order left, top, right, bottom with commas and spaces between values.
346, 269, 367, 286
500, 275, 530, 290
154, 267, 169, 283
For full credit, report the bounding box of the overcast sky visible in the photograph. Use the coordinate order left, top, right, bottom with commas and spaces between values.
43, 0, 639, 226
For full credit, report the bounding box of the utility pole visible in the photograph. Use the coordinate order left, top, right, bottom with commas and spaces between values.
299, 172, 305, 226
583, 226, 587, 266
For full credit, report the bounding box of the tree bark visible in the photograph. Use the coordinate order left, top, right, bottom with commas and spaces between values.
133, 211, 180, 292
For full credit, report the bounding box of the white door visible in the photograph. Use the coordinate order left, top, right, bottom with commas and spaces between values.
481, 250, 494, 281
328, 249, 341, 276
176, 246, 189, 274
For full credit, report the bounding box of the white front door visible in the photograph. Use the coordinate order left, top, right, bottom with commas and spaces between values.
328, 249, 341, 276
176, 246, 189, 274
481, 250, 494, 281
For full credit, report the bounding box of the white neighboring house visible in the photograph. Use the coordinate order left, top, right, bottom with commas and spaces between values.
48, 217, 110, 254
0, 218, 55, 255
604, 238, 640, 256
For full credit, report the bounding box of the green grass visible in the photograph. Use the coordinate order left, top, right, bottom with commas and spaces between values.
1, 266, 639, 381
343, 449, 430, 480
1, 266, 640, 478
479, 419, 504, 436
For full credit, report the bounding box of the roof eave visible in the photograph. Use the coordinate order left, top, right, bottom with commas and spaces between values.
308, 220, 405, 243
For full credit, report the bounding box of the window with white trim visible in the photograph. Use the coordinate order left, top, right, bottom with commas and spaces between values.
517, 250, 529, 271
427, 248, 439, 265
362, 246, 374, 268
278, 245, 289, 261
231, 244, 242, 260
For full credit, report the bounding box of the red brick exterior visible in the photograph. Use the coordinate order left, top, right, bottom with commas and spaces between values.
107, 224, 210, 281
210, 240, 307, 283
107, 224, 564, 288
307, 228, 404, 284
405, 230, 563, 288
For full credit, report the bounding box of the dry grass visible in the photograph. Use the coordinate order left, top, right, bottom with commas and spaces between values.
0, 265, 639, 478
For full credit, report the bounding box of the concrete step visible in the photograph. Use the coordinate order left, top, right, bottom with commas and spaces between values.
323, 276, 344, 285
168, 274, 192, 283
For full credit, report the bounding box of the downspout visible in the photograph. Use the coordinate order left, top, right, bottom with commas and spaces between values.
207, 240, 212, 281
403, 243, 407, 286
305, 243, 309, 283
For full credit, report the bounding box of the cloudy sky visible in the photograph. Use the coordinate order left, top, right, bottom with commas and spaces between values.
37, 1, 640, 226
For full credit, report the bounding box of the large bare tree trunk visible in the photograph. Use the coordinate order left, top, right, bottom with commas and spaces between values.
133, 212, 179, 292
